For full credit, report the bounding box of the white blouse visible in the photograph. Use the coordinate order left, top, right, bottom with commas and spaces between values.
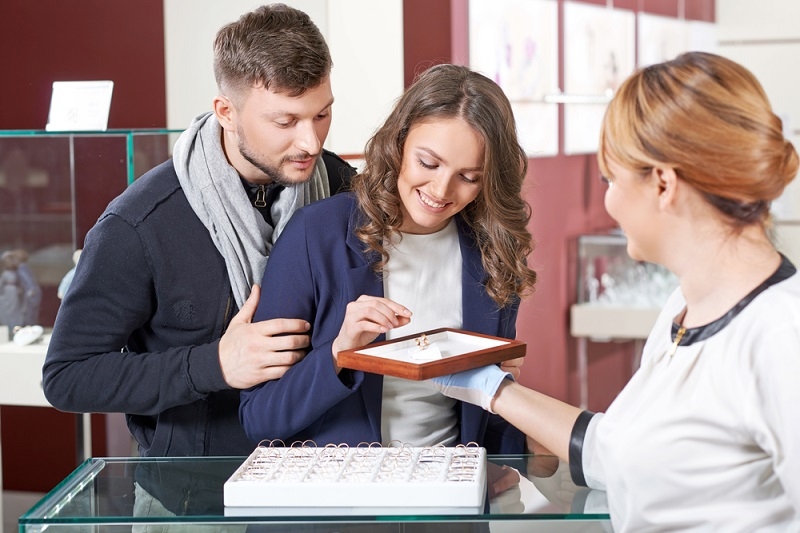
578, 258, 800, 532
380, 220, 461, 446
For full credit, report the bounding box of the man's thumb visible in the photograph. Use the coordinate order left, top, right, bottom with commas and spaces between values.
231, 284, 260, 325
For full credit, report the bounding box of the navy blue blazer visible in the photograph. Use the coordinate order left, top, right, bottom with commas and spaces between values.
240, 193, 524, 453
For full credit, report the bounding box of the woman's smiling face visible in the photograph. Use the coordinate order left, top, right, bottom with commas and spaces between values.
396, 117, 484, 235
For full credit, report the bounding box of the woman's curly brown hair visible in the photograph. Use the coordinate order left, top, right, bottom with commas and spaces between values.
352, 64, 537, 308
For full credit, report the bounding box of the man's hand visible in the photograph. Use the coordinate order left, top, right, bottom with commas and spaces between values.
486, 463, 524, 513
218, 285, 311, 389
488, 463, 522, 498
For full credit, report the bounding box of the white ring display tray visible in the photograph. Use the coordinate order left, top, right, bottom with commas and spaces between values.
224, 443, 487, 512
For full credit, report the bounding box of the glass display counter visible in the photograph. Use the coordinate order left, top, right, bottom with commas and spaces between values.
19, 455, 610, 531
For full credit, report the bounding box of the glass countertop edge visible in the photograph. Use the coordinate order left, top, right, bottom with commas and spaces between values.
20, 456, 247, 523
19, 516, 610, 525
21, 457, 105, 520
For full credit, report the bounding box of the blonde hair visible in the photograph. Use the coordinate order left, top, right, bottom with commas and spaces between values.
599, 52, 798, 227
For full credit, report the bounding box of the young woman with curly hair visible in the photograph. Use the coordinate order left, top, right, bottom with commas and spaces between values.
240, 64, 537, 453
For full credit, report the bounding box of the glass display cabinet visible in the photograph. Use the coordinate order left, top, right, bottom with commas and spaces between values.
574, 232, 676, 309
570, 232, 678, 408
0, 129, 182, 330
19, 454, 611, 531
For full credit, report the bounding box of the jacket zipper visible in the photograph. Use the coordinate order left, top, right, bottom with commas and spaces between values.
254, 184, 267, 207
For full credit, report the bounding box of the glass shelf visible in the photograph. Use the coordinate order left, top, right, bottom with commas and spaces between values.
571, 231, 678, 340
19, 455, 610, 531
0, 128, 184, 185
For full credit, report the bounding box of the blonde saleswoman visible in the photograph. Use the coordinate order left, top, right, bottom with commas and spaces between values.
432, 52, 800, 532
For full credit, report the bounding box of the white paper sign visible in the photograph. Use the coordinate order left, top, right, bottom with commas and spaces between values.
46, 80, 114, 131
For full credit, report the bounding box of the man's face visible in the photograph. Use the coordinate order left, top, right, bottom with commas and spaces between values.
229, 77, 334, 186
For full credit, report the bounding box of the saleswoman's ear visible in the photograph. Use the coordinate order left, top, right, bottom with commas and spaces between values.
654, 166, 679, 211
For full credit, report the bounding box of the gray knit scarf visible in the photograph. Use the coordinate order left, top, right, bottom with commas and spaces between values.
173, 112, 329, 308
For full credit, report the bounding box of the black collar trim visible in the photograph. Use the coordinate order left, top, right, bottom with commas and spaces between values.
671, 254, 796, 346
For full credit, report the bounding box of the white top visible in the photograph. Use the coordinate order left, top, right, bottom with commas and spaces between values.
581, 261, 800, 532
380, 219, 460, 446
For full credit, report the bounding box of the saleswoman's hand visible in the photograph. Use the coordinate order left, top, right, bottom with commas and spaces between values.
331, 295, 411, 371
430, 365, 513, 412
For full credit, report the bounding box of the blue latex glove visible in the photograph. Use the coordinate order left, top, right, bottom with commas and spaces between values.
431, 365, 513, 413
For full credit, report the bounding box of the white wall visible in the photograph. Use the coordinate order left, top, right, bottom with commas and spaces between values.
717, 0, 800, 262
163, 0, 403, 156
326, 0, 403, 156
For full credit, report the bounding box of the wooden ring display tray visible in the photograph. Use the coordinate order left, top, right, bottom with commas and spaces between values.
337, 328, 525, 380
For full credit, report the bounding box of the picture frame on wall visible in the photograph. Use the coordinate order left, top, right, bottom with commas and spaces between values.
468, 0, 559, 157
563, 3, 635, 155
638, 13, 717, 68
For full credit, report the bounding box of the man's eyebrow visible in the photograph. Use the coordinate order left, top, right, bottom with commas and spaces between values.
265, 98, 335, 119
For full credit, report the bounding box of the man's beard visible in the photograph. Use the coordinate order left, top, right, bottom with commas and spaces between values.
238, 130, 317, 187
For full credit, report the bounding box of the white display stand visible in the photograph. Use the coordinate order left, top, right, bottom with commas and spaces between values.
570, 304, 661, 408
45, 81, 114, 131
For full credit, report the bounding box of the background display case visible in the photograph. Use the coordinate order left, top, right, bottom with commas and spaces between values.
569, 233, 678, 407
0, 129, 182, 329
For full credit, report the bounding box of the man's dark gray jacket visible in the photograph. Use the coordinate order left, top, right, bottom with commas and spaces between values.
43, 151, 354, 456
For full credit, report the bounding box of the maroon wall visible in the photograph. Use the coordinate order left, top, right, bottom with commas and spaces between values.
0, 0, 166, 129
405, 0, 714, 409
403, 0, 453, 86
0, 0, 166, 492
1, 0, 167, 247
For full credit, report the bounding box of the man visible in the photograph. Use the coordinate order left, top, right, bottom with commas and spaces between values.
43, 3, 355, 458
